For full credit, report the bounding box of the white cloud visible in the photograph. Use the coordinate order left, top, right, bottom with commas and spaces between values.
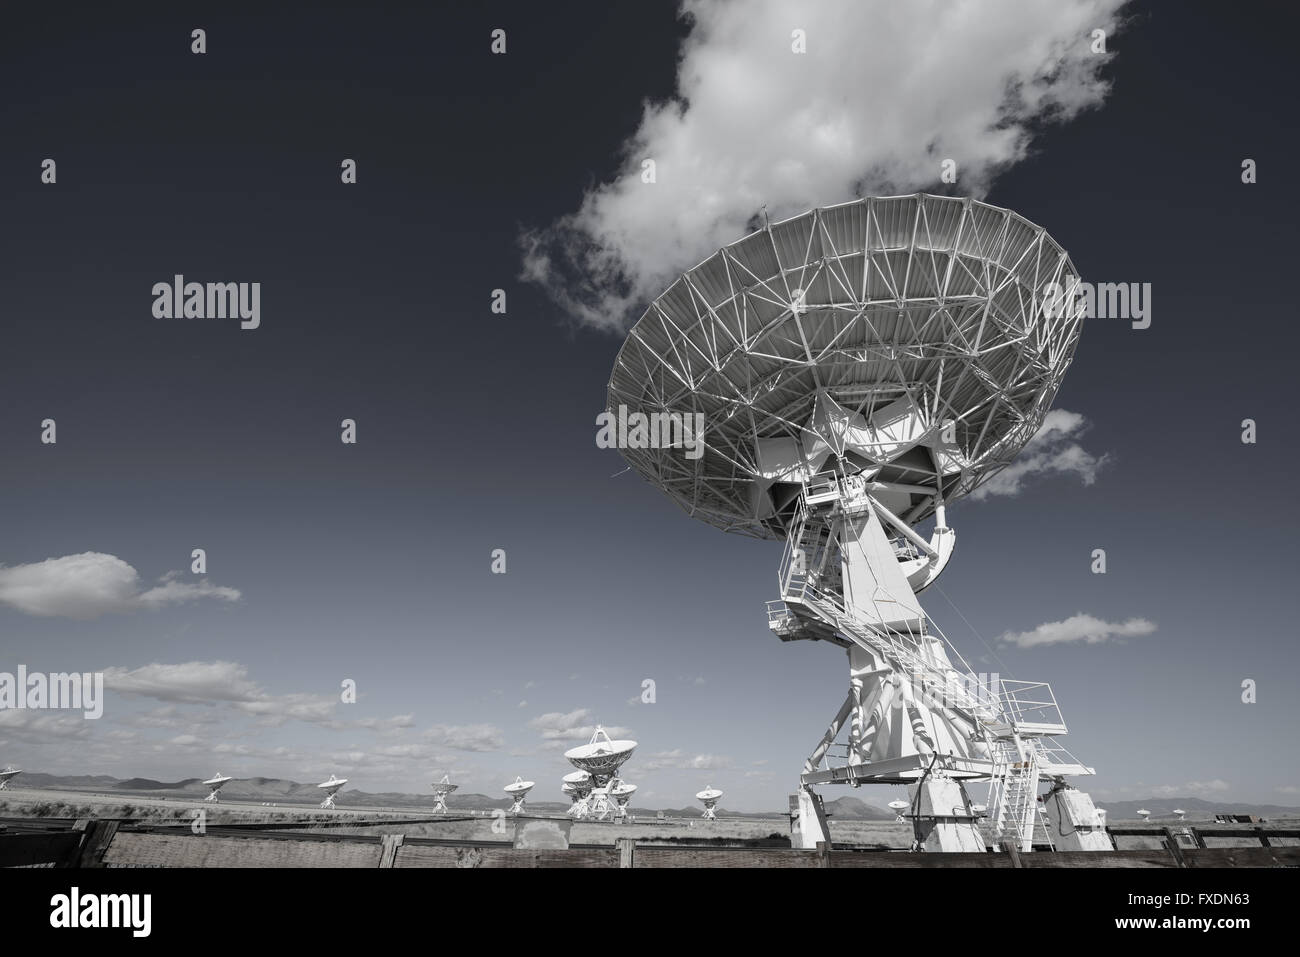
0, 552, 240, 619
353, 714, 415, 733
972, 409, 1109, 499
998, 612, 1156, 648
421, 723, 504, 752
530, 709, 636, 753
0, 709, 92, 740
101, 660, 411, 733
104, 661, 261, 703
521, 0, 1129, 332
529, 708, 591, 739
641, 749, 734, 771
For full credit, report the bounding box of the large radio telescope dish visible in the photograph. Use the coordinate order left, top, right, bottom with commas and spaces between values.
606, 193, 1109, 855
607, 193, 1084, 539
563, 726, 637, 776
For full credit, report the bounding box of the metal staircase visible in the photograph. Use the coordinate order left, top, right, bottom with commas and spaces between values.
988, 739, 1053, 851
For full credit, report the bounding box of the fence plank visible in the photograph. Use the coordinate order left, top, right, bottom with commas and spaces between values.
1182, 846, 1300, 868
26, 821, 1300, 869
830, 850, 1011, 868
393, 845, 618, 868
0, 832, 83, 868
101, 832, 382, 868
635, 847, 822, 868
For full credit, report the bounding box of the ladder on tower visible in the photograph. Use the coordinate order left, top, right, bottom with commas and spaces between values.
989, 738, 1053, 852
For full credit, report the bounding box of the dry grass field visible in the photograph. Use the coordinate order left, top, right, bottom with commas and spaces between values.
3, 785, 1295, 851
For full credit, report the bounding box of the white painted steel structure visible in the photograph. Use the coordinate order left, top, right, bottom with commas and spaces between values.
0, 766, 21, 790
696, 786, 723, 821
202, 771, 232, 803
317, 773, 347, 809
504, 776, 535, 814
609, 194, 1108, 853
432, 773, 458, 813
564, 727, 636, 821
609, 779, 637, 819
562, 771, 593, 819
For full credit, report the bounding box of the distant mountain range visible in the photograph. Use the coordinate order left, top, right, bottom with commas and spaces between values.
7, 772, 1296, 821
1092, 797, 1300, 821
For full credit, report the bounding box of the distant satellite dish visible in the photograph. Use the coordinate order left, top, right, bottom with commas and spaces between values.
609, 778, 638, 820
432, 773, 459, 813
0, 766, 22, 790
562, 770, 593, 789
1137, 808, 1151, 821
202, 771, 232, 803
317, 773, 348, 809
563, 726, 637, 775
887, 798, 909, 822
564, 727, 637, 821
504, 776, 535, 814
562, 770, 594, 818
695, 785, 723, 821
1172, 808, 1186, 821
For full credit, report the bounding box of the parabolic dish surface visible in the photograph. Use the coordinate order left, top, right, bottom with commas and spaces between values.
607, 193, 1084, 539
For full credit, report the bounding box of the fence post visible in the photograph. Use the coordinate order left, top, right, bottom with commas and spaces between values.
75, 819, 120, 868
379, 834, 404, 868
1162, 827, 1187, 867
616, 837, 635, 869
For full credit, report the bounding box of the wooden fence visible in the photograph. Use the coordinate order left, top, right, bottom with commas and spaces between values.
3, 818, 1298, 868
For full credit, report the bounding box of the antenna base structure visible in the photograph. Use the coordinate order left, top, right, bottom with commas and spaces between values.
774, 475, 1102, 852
608, 194, 1110, 854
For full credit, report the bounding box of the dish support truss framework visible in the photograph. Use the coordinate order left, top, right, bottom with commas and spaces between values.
770, 476, 1111, 853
